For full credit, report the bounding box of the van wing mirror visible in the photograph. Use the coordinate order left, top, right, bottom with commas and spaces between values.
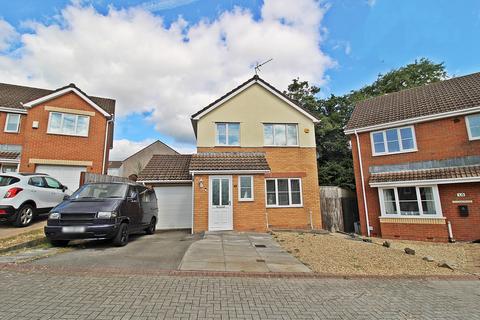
61, 185, 68, 192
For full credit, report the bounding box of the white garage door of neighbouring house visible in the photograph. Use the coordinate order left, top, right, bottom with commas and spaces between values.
35, 165, 86, 193
154, 185, 192, 230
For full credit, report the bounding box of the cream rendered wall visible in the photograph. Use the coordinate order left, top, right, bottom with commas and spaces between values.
196, 84, 316, 148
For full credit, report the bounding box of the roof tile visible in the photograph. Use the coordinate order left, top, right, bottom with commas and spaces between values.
370, 165, 480, 184
138, 155, 192, 181
189, 152, 270, 172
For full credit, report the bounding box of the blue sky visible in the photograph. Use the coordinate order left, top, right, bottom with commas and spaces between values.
1, 0, 479, 158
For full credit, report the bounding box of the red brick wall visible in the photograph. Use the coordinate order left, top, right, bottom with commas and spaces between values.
194, 147, 322, 232
439, 183, 480, 241
0, 112, 27, 145
350, 115, 480, 241
13, 92, 109, 173
380, 223, 449, 242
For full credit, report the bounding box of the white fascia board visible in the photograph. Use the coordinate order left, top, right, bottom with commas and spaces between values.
370, 176, 480, 188
137, 180, 193, 184
23, 87, 111, 118
345, 105, 480, 135
0, 159, 20, 164
189, 169, 270, 174
192, 80, 319, 123
0, 107, 27, 114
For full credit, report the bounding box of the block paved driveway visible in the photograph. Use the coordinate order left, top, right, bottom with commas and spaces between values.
0, 269, 479, 320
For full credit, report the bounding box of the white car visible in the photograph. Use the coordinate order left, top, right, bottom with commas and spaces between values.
0, 173, 69, 227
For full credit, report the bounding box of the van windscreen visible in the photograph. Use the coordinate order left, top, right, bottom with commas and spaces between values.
71, 184, 128, 199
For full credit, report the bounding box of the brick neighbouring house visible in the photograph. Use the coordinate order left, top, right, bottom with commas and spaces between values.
345, 72, 480, 242
0, 82, 115, 191
138, 75, 322, 232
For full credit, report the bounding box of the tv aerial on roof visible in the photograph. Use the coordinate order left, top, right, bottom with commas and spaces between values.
254, 58, 273, 75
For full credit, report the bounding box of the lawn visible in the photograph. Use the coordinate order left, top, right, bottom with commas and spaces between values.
273, 231, 478, 276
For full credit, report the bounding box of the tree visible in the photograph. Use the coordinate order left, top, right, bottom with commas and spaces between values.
285, 58, 447, 189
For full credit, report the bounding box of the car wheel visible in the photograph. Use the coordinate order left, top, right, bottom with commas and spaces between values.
50, 240, 69, 247
145, 217, 156, 235
113, 223, 129, 247
14, 204, 35, 227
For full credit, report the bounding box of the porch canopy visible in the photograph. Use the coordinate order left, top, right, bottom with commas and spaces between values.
189, 152, 270, 174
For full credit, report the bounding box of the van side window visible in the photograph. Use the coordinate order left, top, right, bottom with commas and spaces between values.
140, 188, 151, 203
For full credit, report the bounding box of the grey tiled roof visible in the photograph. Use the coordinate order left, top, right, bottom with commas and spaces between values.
0, 82, 115, 115
369, 165, 480, 184
346, 72, 480, 131
189, 152, 270, 172
108, 161, 123, 169
138, 155, 192, 181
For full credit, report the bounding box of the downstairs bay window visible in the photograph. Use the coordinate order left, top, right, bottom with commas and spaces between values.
378, 185, 442, 217
266, 178, 302, 207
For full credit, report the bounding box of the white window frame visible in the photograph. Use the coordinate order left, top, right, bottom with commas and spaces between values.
370, 125, 417, 156
47, 112, 90, 137
265, 178, 303, 208
377, 185, 443, 218
263, 123, 299, 147
238, 175, 254, 201
215, 122, 240, 146
465, 113, 480, 141
4, 113, 21, 133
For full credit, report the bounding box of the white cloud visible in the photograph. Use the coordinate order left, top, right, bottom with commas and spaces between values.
110, 138, 196, 160
0, 0, 334, 147
0, 19, 18, 51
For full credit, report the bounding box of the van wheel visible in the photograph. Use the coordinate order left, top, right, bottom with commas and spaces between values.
14, 204, 35, 227
146, 217, 156, 235
50, 240, 69, 247
113, 223, 129, 247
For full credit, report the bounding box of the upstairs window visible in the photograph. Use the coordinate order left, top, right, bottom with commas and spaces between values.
264, 124, 298, 146
379, 186, 441, 217
371, 126, 416, 156
216, 123, 240, 146
47, 112, 90, 137
466, 113, 480, 140
4, 113, 20, 133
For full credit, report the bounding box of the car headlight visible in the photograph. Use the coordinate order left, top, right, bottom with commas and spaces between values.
49, 212, 60, 219
97, 211, 117, 219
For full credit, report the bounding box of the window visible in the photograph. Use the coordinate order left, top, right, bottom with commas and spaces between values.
371, 126, 416, 155
265, 178, 302, 207
216, 123, 240, 146
44, 177, 62, 189
47, 112, 90, 137
4, 113, 20, 133
29, 177, 46, 188
378, 186, 441, 217
263, 124, 298, 146
466, 113, 480, 140
238, 176, 253, 201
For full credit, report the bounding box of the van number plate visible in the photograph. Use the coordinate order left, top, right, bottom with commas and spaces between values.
62, 226, 85, 233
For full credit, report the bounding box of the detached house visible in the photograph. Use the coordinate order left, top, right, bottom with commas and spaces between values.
0, 82, 115, 191
139, 75, 322, 232
345, 72, 480, 242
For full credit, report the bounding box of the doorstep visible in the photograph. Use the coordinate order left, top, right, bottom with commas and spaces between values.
179, 232, 311, 273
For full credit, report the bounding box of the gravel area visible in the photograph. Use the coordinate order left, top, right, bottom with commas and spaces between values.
273, 231, 475, 276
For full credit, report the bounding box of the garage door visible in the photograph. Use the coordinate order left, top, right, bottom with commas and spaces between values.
35, 165, 86, 193
154, 185, 192, 230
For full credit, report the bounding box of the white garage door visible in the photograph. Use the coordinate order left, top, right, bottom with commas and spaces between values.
154, 185, 192, 230
35, 165, 86, 193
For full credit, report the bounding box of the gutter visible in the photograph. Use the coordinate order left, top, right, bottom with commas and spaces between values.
354, 130, 371, 237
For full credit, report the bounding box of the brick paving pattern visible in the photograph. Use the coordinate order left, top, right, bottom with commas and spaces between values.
0, 270, 479, 319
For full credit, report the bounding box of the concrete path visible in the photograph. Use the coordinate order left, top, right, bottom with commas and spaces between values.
31, 230, 198, 271
180, 232, 311, 272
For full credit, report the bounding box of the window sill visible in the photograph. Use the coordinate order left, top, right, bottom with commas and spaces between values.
266, 205, 303, 209
263, 145, 300, 148
238, 199, 254, 202
372, 148, 418, 157
47, 132, 89, 138
3, 131, 19, 134
379, 216, 445, 224
214, 145, 240, 147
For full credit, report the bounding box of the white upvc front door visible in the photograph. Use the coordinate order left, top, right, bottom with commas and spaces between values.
208, 176, 233, 231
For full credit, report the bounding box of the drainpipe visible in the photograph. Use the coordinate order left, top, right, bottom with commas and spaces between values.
447, 221, 455, 243
354, 130, 371, 237
102, 117, 114, 174
191, 172, 195, 235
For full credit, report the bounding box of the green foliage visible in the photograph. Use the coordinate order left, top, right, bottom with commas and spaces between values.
285, 58, 447, 190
